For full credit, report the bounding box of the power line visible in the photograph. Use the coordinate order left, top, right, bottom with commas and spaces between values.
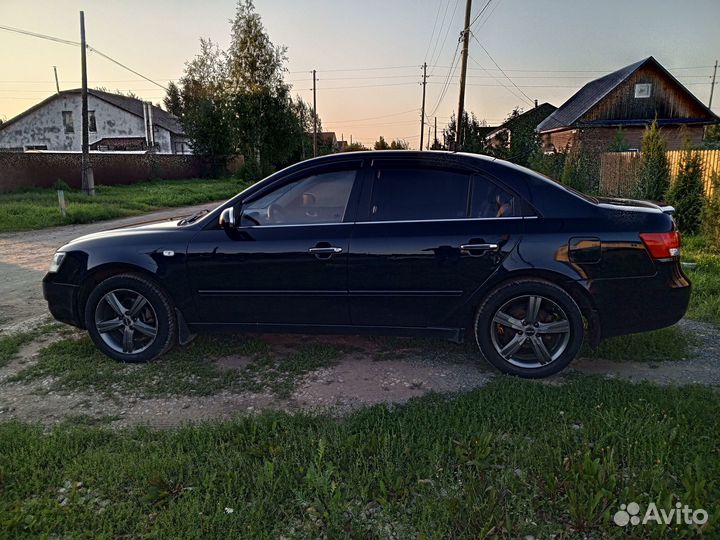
469, 0, 493, 29
423, 0, 445, 63
0, 23, 168, 91
426, 0, 453, 73
87, 46, 168, 91
470, 33, 534, 105
0, 24, 80, 47
429, 0, 462, 76
322, 108, 419, 124
428, 40, 462, 117
473, 0, 502, 31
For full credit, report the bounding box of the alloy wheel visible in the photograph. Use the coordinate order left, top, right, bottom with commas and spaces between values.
94, 288, 158, 355
489, 294, 571, 369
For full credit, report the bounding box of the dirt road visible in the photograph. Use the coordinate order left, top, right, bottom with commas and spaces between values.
0, 202, 222, 331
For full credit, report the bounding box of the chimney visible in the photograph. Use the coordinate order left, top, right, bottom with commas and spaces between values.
534, 99, 538, 108
142, 102, 150, 146
147, 102, 155, 147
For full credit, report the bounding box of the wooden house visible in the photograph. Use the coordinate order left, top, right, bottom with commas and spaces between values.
537, 56, 718, 152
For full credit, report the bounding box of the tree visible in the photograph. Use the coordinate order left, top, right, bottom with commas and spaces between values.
608, 127, 630, 152
635, 120, 670, 201
667, 135, 705, 234
374, 136, 391, 150
342, 142, 369, 152
444, 112, 488, 153
176, 39, 234, 172
560, 144, 598, 194
169, 1, 320, 177
164, 82, 183, 117
390, 139, 409, 150
701, 172, 720, 247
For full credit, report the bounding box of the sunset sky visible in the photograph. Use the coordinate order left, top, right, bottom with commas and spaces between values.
1, 0, 719, 148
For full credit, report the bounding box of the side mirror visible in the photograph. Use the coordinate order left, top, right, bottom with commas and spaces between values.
219, 207, 236, 230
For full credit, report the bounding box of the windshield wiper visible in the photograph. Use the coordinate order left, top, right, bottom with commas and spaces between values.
177, 209, 209, 226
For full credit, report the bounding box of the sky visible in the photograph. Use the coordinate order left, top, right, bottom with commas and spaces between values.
1, 0, 719, 149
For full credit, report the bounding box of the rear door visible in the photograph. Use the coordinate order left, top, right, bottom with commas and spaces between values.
348, 159, 525, 328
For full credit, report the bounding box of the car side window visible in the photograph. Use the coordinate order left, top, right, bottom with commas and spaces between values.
240, 170, 356, 226
370, 168, 471, 221
471, 176, 521, 218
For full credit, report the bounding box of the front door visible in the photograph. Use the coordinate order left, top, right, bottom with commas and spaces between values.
187, 165, 361, 326
348, 161, 524, 328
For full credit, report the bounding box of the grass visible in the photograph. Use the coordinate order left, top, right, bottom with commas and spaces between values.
0, 324, 61, 368
0, 331, 37, 368
0, 377, 718, 539
683, 235, 720, 327
0, 178, 250, 233
581, 326, 695, 362
9, 334, 342, 399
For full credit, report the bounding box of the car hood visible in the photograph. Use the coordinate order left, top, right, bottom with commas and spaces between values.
64, 219, 186, 247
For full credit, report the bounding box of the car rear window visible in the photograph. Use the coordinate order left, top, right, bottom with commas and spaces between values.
370, 168, 470, 221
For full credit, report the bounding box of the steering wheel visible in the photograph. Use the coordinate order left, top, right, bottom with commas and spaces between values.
267, 203, 285, 223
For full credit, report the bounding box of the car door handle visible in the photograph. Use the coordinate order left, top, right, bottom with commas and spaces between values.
308, 246, 343, 254
460, 243, 499, 254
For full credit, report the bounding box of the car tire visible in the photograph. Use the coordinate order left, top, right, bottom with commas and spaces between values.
84, 273, 176, 363
474, 279, 583, 378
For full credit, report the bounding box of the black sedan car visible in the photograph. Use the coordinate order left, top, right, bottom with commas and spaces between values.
43, 151, 690, 378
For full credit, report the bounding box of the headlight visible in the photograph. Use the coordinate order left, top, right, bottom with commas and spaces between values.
49, 252, 66, 273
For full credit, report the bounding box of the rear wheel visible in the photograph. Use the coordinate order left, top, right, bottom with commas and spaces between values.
84, 273, 176, 363
474, 279, 583, 378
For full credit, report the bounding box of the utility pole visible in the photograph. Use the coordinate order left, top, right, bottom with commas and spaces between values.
80, 11, 94, 195
53, 66, 60, 94
455, 0, 472, 150
709, 60, 718, 109
434, 116, 438, 149
419, 62, 427, 151
312, 69, 318, 157
427, 125, 431, 150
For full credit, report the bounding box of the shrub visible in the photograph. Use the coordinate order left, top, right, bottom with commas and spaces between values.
560, 145, 599, 194
529, 150, 565, 182
666, 141, 705, 234
702, 172, 720, 248
635, 120, 670, 201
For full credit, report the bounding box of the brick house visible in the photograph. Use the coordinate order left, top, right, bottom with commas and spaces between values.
0, 89, 191, 154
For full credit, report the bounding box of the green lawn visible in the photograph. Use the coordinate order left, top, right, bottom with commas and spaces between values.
0, 178, 249, 233
1, 377, 718, 539
683, 236, 720, 327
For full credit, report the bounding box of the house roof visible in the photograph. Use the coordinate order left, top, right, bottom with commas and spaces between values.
0, 89, 184, 134
486, 103, 557, 139
537, 56, 717, 133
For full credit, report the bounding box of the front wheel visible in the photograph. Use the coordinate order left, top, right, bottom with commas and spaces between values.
474, 279, 584, 378
84, 273, 176, 363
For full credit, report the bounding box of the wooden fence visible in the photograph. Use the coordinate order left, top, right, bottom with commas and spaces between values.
599, 149, 720, 198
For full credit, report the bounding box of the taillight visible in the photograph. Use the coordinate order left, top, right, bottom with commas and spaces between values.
639, 231, 681, 259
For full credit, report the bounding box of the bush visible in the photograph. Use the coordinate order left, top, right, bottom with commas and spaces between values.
560, 146, 598, 193
666, 144, 704, 234
635, 120, 670, 201
702, 172, 720, 248
528, 150, 566, 182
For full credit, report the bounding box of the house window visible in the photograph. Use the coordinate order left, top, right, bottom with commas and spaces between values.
62, 111, 74, 133
634, 83, 652, 98
25, 145, 48, 151
88, 111, 97, 132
